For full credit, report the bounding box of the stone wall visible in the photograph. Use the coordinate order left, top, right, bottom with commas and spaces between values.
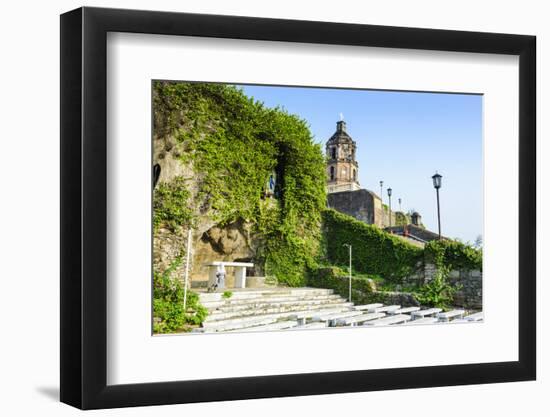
327, 188, 398, 228
448, 269, 482, 310
405, 263, 482, 309
327, 189, 376, 224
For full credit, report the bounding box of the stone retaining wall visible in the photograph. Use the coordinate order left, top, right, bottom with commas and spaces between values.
404, 263, 482, 309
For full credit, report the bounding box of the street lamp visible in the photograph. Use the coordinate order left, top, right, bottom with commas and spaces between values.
387, 187, 392, 227
342, 243, 352, 302
398, 197, 402, 212
379, 180, 384, 200
432, 172, 442, 239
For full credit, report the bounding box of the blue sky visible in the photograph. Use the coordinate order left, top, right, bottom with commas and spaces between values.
239, 84, 483, 243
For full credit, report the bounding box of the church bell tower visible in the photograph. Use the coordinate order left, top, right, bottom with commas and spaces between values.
326, 120, 360, 193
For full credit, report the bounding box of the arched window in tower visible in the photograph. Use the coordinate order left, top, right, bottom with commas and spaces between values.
330, 166, 335, 181
331, 147, 336, 159
353, 169, 356, 181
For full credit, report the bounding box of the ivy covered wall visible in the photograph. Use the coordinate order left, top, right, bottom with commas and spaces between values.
153, 81, 327, 286
321, 209, 425, 282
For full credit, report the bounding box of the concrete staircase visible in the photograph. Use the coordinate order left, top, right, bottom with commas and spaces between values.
194, 287, 482, 333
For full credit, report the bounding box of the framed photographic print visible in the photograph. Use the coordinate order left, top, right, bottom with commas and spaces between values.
60, 6, 536, 410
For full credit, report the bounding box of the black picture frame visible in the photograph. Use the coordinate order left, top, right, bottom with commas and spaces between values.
60, 6, 536, 410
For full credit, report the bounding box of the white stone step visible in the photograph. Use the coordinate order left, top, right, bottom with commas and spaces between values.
437, 310, 465, 322
290, 307, 352, 320
411, 308, 442, 319
402, 317, 439, 325
372, 305, 401, 314
205, 302, 352, 322
199, 288, 334, 302
353, 303, 383, 311
202, 294, 343, 309
334, 312, 386, 326
202, 316, 280, 332
205, 298, 351, 315
203, 305, 350, 332
228, 320, 299, 333
390, 307, 421, 315
464, 312, 484, 322
223, 293, 343, 305
364, 314, 412, 326
288, 288, 334, 297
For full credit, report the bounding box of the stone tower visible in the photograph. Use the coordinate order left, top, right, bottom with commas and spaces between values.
326, 120, 360, 193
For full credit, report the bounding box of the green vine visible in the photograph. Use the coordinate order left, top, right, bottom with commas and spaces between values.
415, 265, 461, 310
321, 209, 424, 282
153, 81, 327, 286
153, 176, 194, 232
425, 239, 482, 271
153, 257, 208, 333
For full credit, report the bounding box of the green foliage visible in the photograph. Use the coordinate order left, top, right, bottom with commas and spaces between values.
222, 290, 233, 299
425, 239, 482, 271
153, 81, 327, 286
153, 257, 208, 333
415, 266, 461, 310
322, 209, 424, 282
153, 177, 194, 231
308, 266, 377, 303
394, 211, 410, 226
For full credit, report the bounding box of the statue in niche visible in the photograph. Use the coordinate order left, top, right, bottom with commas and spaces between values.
264, 170, 279, 199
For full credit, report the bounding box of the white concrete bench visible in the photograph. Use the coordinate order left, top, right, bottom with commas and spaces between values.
289, 322, 328, 330
464, 312, 484, 322
312, 311, 363, 323
389, 306, 421, 315
205, 261, 254, 289
364, 314, 412, 326
373, 305, 401, 314
334, 312, 386, 326
229, 320, 298, 333
437, 310, 465, 322
402, 317, 438, 325
411, 308, 442, 320
290, 307, 352, 325
353, 303, 383, 311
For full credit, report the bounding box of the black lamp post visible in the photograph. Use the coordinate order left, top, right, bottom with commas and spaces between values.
432, 172, 442, 239
379, 180, 384, 200
387, 187, 392, 227
398, 198, 402, 212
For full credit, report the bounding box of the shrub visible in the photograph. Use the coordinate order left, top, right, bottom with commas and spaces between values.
415, 265, 461, 310
425, 239, 482, 271
321, 209, 424, 282
153, 257, 208, 333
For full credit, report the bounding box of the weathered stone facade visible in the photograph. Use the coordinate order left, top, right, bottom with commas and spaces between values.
327, 189, 396, 228
152, 102, 265, 287
192, 219, 263, 283
404, 263, 482, 309
325, 120, 413, 229
448, 269, 482, 310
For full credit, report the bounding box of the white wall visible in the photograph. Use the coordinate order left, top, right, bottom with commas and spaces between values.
0, 0, 545, 415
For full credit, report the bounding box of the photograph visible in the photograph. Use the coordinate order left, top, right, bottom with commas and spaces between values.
152, 81, 484, 334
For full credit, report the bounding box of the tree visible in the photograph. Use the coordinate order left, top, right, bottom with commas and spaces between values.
474, 235, 483, 249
